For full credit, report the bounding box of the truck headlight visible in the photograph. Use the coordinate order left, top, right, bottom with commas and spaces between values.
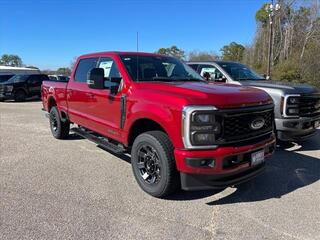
287, 108, 299, 115
287, 97, 300, 104
5, 85, 13, 92
182, 106, 220, 149
284, 95, 300, 117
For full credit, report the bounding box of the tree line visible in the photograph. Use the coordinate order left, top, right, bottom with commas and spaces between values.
0, 54, 72, 75
155, 0, 320, 88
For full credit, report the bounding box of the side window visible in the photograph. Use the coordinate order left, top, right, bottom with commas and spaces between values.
97, 57, 122, 88
41, 75, 49, 81
98, 57, 121, 78
0, 74, 14, 82
199, 65, 223, 81
188, 64, 199, 71
74, 58, 98, 83
27, 75, 38, 84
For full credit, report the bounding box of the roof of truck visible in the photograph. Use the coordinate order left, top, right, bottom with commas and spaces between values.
79, 51, 169, 59
187, 61, 241, 65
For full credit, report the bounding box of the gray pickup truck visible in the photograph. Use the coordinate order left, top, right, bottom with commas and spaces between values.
187, 61, 320, 141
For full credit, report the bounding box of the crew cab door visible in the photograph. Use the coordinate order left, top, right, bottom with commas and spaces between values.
87, 57, 123, 142
67, 57, 99, 128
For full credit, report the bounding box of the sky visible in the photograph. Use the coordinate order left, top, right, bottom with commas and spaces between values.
0, 0, 267, 70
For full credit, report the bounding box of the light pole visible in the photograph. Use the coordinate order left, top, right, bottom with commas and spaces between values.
266, 1, 280, 79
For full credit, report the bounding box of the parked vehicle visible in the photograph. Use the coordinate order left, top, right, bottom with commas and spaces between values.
0, 66, 40, 75
0, 66, 41, 83
0, 74, 14, 83
187, 61, 320, 141
42, 52, 276, 197
48, 75, 70, 82
0, 74, 49, 101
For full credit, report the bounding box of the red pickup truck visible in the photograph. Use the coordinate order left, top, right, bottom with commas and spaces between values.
42, 52, 276, 197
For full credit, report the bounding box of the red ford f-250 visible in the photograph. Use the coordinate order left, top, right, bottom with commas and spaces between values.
42, 52, 276, 197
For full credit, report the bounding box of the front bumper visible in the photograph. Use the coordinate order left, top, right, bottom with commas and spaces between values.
174, 134, 275, 190
0, 91, 14, 100
275, 116, 320, 141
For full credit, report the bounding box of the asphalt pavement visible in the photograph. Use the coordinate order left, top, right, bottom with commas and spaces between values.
1, 101, 319, 240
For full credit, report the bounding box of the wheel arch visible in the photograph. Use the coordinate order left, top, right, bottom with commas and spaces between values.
14, 88, 28, 95
127, 118, 169, 147
47, 96, 57, 112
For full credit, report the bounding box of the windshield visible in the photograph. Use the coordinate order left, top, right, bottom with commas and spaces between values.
120, 55, 204, 82
4, 75, 29, 83
217, 62, 265, 81
0, 74, 14, 83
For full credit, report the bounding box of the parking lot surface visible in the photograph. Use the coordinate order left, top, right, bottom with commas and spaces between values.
1, 101, 319, 240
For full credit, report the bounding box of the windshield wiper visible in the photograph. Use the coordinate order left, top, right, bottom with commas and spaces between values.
151, 77, 177, 82
151, 77, 203, 82
173, 77, 204, 82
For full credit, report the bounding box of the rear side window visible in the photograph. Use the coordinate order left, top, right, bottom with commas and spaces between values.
41, 75, 49, 80
74, 58, 98, 83
29, 75, 42, 81
198, 64, 224, 80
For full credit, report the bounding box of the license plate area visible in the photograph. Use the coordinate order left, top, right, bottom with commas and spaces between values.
314, 120, 320, 129
251, 149, 265, 166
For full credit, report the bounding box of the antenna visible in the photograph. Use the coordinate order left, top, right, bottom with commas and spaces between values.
136, 31, 139, 81
136, 31, 139, 52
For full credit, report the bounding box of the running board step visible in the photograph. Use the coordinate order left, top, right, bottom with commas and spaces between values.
70, 127, 125, 154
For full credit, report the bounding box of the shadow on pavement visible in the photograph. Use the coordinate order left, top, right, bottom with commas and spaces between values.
277, 129, 319, 151
64, 133, 84, 140
2, 97, 41, 103
206, 135, 320, 205
77, 129, 319, 202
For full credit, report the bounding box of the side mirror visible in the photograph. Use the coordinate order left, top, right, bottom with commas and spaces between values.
203, 72, 211, 81
87, 68, 105, 89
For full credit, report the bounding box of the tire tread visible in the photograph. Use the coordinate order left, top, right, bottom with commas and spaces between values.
132, 130, 180, 197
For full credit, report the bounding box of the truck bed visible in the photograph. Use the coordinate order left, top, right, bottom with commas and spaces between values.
41, 81, 68, 112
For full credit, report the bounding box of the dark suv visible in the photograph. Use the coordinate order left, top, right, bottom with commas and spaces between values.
0, 74, 49, 101
0, 74, 14, 83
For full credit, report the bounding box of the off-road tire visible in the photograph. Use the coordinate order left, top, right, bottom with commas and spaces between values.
49, 107, 70, 139
131, 131, 180, 198
14, 90, 26, 102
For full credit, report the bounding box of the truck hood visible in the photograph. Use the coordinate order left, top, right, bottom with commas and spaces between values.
134, 81, 272, 109
240, 80, 319, 95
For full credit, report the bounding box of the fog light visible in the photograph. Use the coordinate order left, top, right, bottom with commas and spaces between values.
283, 121, 299, 128
287, 108, 299, 115
192, 132, 215, 145
288, 97, 300, 104
186, 158, 215, 168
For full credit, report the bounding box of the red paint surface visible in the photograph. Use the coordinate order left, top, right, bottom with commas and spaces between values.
42, 51, 275, 175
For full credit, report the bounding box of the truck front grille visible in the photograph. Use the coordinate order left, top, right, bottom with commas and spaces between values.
299, 94, 320, 117
216, 104, 274, 145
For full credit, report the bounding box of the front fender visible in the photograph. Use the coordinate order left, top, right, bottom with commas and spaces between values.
124, 102, 183, 148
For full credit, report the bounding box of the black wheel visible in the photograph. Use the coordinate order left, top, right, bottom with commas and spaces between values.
49, 107, 70, 139
14, 90, 26, 102
131, 131, 180, 197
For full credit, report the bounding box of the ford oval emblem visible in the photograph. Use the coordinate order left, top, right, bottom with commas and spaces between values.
250, 117, 265, 130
